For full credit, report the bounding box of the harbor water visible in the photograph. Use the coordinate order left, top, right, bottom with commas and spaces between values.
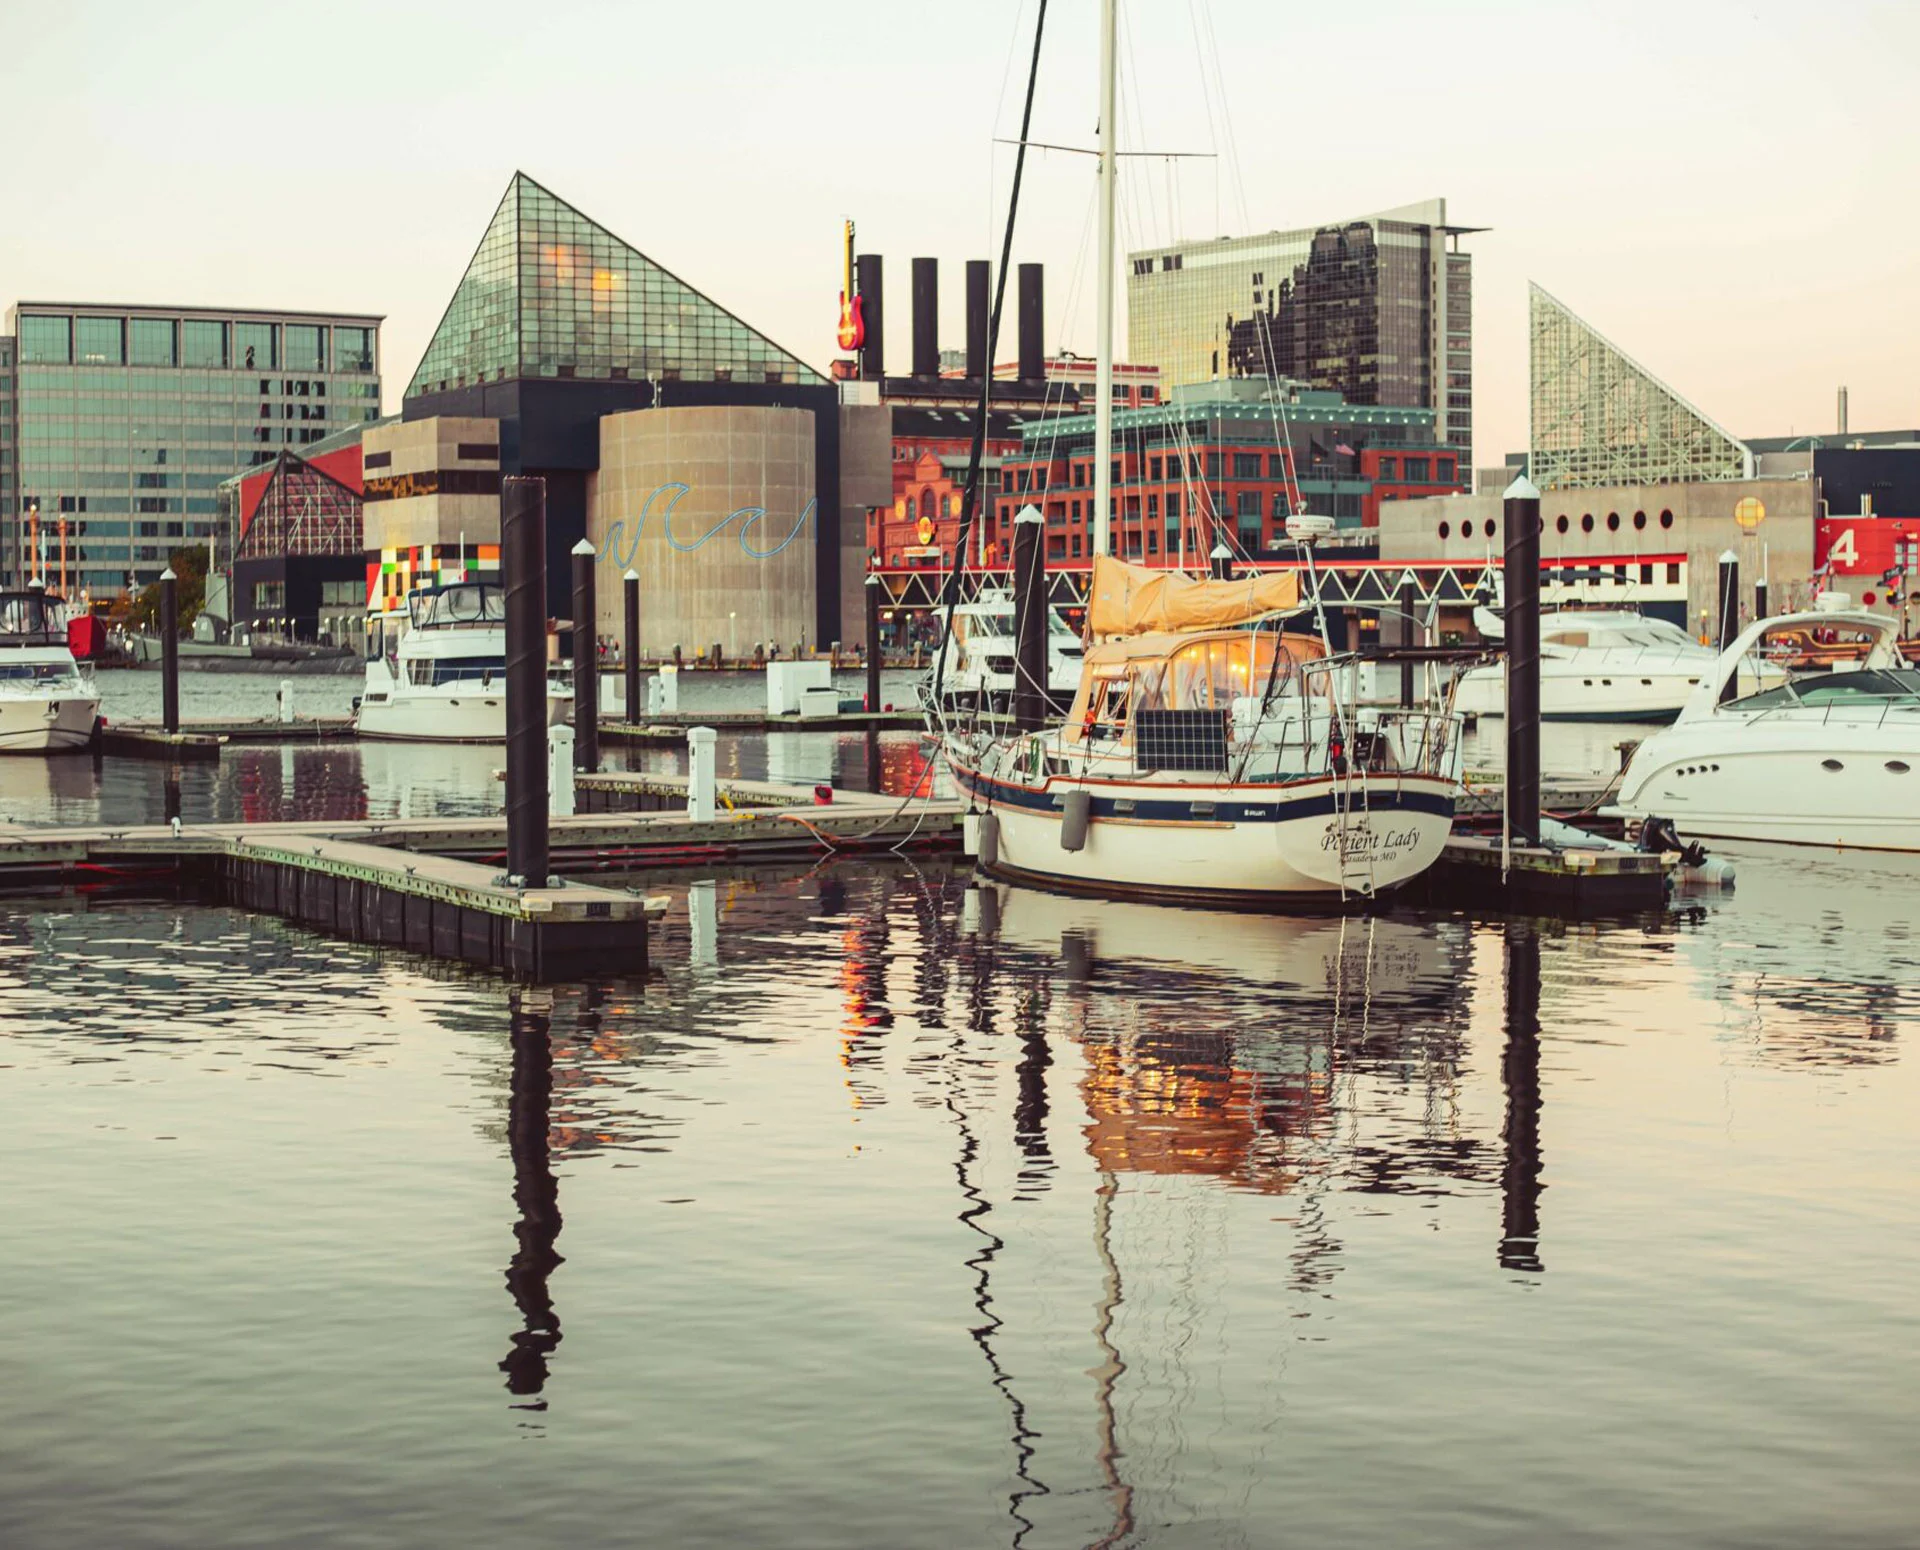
1, 675, 1916, 1547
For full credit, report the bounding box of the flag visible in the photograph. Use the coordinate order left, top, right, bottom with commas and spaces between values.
1335, 442, 1355, 456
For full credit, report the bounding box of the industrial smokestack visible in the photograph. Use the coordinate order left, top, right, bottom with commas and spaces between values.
1838, 385, 1849, 436
855, 253, 884, 379
965, 260, 990, 378
911, 257, 938, 378
1017, 263, 1044, 383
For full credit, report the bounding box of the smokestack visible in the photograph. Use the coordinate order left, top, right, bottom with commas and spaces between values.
1017, 262, 1044, 383
965, 260, 990, 378
911, 257, 938, 378
1838, 385, 1849, 436
855, 253, 884, 380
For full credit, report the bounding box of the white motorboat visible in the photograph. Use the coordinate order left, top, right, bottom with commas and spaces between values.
923, 587, 1082, 713
355, 582, 570, 743
943, 560, 1461, 908
1617, 608, 1920, 851
0, 586, 101, 754
1454, 606, 1786, 722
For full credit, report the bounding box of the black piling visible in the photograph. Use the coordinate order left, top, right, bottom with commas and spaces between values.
503, 476, 549, 888
1209, 541, 1233, 581
1755, 576, 1770, 620
865, 572, 884, 713
965, 260, 990, 378
159, 566, 180, 735
1499, 922, 1545, 1273
1716, 549, 1741, 704
622, 568, 641, 725
1504, 476, 1542, 846
571, 540, 598, 772
1012, 505, 1046, 732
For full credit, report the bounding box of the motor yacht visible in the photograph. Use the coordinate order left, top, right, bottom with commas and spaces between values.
1454, 606, 1786, 722
0, 585, 101, 754
1617, 608, 1920, 850
922, 586, 1082, 714
356, 582, 570, 743
941, 559, 1462, 907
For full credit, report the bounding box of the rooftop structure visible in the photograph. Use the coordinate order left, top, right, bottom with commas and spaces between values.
1528, 283, 1752, 490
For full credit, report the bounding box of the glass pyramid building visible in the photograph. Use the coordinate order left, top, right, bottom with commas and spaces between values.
1528, 283, 1750, 489
406, 173, 824, 399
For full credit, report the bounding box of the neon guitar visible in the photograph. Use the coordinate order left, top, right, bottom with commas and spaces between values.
836, 218, 865, 352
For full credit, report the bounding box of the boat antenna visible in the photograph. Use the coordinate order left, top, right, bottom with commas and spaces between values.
933, 0, 1049, 720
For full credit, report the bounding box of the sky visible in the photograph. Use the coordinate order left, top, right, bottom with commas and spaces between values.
3, 0, 1916, 461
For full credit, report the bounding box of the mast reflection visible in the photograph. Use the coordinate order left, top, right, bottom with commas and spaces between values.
1499, 923, 1545, 1273
500, 991, 565, 1406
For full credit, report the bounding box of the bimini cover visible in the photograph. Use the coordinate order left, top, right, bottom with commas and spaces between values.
1086, 556, 1301, 641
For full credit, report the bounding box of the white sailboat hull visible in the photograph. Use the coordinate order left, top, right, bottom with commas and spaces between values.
953, 762, 1456, 906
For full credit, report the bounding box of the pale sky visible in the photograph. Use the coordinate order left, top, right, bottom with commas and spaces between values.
3, 0, 1915, 460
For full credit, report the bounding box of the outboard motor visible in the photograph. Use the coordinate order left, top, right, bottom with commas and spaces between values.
1639, 814, 1708, 870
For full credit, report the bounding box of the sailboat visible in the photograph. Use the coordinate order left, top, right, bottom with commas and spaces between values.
937, 0, 1461, 905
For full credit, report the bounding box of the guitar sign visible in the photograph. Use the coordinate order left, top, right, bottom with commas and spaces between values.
836, 218, 865, 353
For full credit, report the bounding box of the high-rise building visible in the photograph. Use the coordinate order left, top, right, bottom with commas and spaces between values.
1528, 284, 1751, 489
1127, 198, 1478, 471
4, 303, 383, 592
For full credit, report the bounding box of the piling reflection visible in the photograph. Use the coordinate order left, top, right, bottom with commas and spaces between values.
1499, 923, 1545, 1273
500, 991, 564, 1408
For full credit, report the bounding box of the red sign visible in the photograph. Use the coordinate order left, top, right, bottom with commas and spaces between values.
835, 219, 865, 353
1815, 517, 1920, 576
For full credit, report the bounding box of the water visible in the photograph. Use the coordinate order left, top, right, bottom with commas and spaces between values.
3, 847, 1917, 1547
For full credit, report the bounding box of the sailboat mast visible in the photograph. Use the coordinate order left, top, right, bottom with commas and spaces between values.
1093, 0, 1117, 560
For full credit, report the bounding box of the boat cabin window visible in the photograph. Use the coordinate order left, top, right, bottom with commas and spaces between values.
1543, 630, 1589, 649
0, 662, 75, 683
407, 655, 508, 687
409, 584, 506, 629
1167, 635, 1305, 710
0, 594, 57, 638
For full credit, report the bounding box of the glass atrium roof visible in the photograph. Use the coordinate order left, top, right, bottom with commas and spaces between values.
406, 173, 823, 399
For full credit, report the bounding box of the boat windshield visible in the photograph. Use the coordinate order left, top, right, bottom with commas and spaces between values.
409, 585, 505, 629
0, 592, 61, 639
1732, 668, 1920, 710
0, 662, 78, 683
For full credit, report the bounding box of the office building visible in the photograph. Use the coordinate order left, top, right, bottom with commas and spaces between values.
1529, 283, 1751, 489
4, 302, 382, 593
1128, 198, 1477, 470
1000, 378, 1463, 567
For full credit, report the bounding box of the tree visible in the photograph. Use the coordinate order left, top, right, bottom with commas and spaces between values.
127, 546, 208, 633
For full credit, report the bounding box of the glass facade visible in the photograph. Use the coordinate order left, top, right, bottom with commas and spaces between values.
1127, 198, 1475, 471
5, 306, 382, 591
1528, 283, 1750, 489
407, 173, 824, 398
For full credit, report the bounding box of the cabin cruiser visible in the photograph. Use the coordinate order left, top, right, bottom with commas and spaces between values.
1616, 608, 1920, 851
356, 582, 570, 743
923, 587, 1082, 714
0, 586, 100, 754
940, 559, 1462, 907
1454, 606, 1786, 722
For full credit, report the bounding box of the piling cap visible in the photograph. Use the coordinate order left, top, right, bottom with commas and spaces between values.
1502, 473, 1541, 502
572, 538, 597, 556
160, 567, 177, 582
1014, 502, 1044, 526
623, 568, 639, 582
865, 572, 881, 586
1210, 542, 1233, 559
1719, 549, 1739, 564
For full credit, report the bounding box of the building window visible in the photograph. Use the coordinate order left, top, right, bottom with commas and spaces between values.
75, 316, 125, 365
455, 442, 500, 462
1267, 454, 1286, 479
1205, 452, 1221, 479
1070, 533, 1082, 556
1147, 493, 1159, 519
335, 327, 374, 373
1633, 510, 1647, 529
1666, 562, 1681, 582
284, 324, 326, 372
1640, 563, 1654, 584
1149, 456, 1162, 480
1236, 490, 1262, 519
129, 318, 176, 368
236, 322, 276, 370
1437, 457, 1455, 481
919, 489, 936, 523
1439, 521, 1451, 540
254, 581, 286, 612
1072, 463, 1085, 488
1378, 456, 1397, 480
1556, 515, 1570, 533
1606, 512, 1620, 530
19, 315, 71, 364
1404, 456, 1430, 482
1167, 491, 1181, 519
1659, 509, 1674, 528
1147, 528, 1158, 554
1231, 453, 1260, 478
1140, 386, 1157, 402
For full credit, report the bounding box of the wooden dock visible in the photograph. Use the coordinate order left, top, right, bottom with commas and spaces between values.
1415, 831, 1670, 915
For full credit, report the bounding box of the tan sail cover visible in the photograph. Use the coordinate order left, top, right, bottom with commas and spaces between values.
1086, 555, 1301, 640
